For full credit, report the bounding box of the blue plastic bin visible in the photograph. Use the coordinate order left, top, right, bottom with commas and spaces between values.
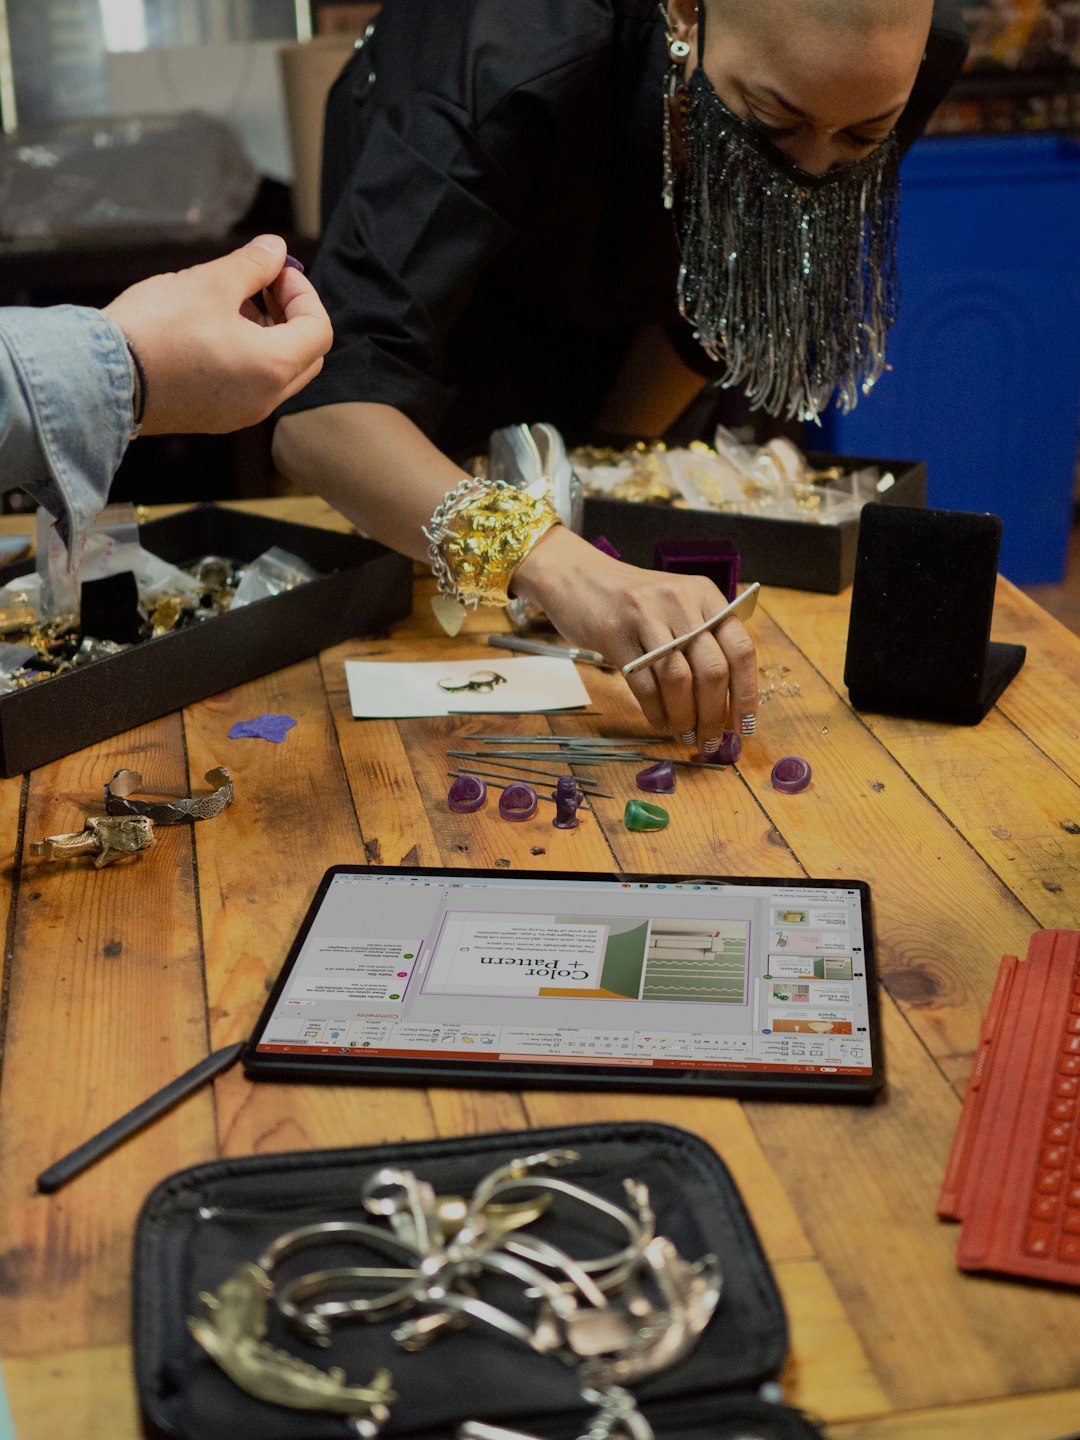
820, 135, 1080, 584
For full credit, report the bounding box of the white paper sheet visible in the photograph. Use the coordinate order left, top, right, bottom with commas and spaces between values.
345, 657, 592, 719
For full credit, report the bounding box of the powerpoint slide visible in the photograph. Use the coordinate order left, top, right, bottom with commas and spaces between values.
767, 1014, 853, 1035
643, 920, 749, 1004
771, 906, 849, 930
770, 929, 851, 957
772, 907, 810, 927
424, 912, 649, 999
765, 954, 854, 981
289, 937, 416, 1003
765, 981, 853, 1006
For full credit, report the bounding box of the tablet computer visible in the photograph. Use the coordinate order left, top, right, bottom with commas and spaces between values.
245, 866, 884, 1101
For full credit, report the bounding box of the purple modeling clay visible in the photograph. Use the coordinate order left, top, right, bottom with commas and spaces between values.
228, 713, 297, 744
283, 255, 305, 274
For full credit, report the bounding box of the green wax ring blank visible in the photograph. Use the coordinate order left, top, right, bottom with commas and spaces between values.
623, 799, 670, 832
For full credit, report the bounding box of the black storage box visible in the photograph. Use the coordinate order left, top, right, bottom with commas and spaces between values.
0, 505, 413, 777
582, 452, 926, 595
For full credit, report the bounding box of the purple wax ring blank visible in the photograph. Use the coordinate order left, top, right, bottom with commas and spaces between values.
499, 782, 538, 821
448, 774, 487, 813
697, 731, 741, 766
771, 755, 812, 793
283, 254, 305, 274
636, 759, 676, 794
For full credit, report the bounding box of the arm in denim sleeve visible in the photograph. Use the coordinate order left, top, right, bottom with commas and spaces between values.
0, 305, 135, 563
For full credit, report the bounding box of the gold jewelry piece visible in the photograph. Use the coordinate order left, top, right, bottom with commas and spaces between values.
30, 814, 155, 868
188, 1262, 395, 1433
104, 766, 234, 824
149, 595, 192, 636
423, 477, 562, 612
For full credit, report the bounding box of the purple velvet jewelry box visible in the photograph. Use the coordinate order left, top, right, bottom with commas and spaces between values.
654, 538, 741, 601
0, 504, 412, 777
583, 451, 926, 595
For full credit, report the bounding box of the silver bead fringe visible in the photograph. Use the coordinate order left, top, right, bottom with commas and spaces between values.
673, 69, 901, 422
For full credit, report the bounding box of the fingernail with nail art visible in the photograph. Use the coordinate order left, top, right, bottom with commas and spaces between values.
740, 714, 757, 736
701, 737, 722, 754
681, 730, 696, 745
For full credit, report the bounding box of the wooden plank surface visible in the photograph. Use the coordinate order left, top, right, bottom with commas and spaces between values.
2, 498, 1079, 1440
828, 1389, 1080, 1440
3, 1347, 139, 1440
0, 716, 213, 1355
184, 660, 439, 1157
762, 581, 1080, 932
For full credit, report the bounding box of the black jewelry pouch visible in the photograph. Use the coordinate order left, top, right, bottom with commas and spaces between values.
133, 1122, 828, 1440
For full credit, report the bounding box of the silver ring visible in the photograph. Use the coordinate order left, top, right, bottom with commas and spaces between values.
276, 1264, 421, 1343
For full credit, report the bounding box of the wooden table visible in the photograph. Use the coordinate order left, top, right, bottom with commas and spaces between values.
1, 498, 1078, 1440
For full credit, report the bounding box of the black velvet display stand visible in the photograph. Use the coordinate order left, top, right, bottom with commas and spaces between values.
843, 506, 1026, 725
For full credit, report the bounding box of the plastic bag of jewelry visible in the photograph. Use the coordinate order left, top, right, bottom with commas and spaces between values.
33, 501, 207, 629
35, 502, 142, 618
0, 642, 37, 695
572, 431, 884, 528
0, 573, 43, 634
133, 1122, 829, 1440
230, 547, 320, 610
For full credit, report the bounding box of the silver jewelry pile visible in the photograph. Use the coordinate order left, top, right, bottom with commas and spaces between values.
189, 1148, 722, 1439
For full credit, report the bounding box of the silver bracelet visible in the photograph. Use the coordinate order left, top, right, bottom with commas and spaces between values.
104, 766, 234, 824
421, 475, 495, 606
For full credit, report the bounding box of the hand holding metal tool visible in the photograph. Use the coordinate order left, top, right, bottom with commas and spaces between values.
620, 583, 760, 679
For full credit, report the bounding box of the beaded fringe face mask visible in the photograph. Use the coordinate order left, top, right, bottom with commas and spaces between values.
668, 65, 901, 422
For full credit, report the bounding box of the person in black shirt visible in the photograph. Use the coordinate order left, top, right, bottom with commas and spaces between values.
275, 0, 966, 750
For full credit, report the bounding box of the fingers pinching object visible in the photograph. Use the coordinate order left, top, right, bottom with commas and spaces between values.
770, 756, 812, 794
623, 800, 670, 832
620, 583, 760, 678
697, 732, 741, 766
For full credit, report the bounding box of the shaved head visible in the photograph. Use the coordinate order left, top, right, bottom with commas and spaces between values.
666, 0, 933, 174
717, 0, 933, 33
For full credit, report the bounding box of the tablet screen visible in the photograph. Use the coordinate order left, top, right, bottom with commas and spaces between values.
248, 867, 881, 1095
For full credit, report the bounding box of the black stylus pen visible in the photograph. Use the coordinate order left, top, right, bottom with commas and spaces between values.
36, 1040, 246, 1195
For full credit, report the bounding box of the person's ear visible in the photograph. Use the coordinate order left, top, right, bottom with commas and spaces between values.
666, 0, 697, 41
